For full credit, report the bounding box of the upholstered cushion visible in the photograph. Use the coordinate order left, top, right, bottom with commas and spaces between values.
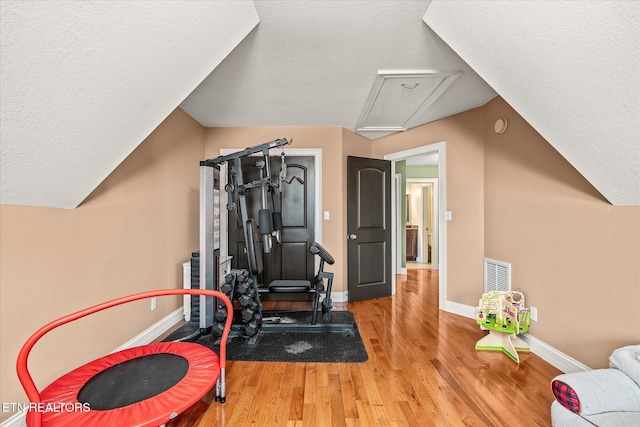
585, 411, 640, 426
551, 401, 594, 427
551, 369, 640, 415
609, 345, 640, 388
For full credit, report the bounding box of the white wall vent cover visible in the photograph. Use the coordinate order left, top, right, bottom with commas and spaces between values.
356, 70, 462, 132
484, 258, 511, 293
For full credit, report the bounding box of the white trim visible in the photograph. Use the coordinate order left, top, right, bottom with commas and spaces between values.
393, 174, 402, 291
443, 302, 590, 374
0, 308, 184, 427
399, 267, 407, 275
390, 162, 399, 293
520, 333, 591, 374
385, 142, 447, 310
445, 300, 476, 319
0, 411, 26, 427
356, 70, 462, 132
330, 290, 349, 303
112, 308, 184, 352
407, 178, 438, 269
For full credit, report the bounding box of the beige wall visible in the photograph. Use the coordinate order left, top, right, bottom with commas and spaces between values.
2, 98, 637, 420
483, 97, 640, 367
372, 107, 487, 305
0, 108, 204, 421
373, 98, 639, 368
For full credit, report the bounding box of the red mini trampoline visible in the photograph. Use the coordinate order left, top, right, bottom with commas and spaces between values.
17, 289, 233, 427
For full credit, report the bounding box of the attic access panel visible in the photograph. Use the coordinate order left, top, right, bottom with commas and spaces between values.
356, 70, 461, 132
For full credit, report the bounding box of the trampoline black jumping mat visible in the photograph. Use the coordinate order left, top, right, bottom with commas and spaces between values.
164, 311, 368, 363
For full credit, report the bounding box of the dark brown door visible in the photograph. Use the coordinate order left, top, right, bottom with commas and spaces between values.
229, 156, 315, 287
347, 156, 392, 301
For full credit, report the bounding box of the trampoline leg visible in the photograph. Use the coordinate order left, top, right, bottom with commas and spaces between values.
216, 367, 226, 403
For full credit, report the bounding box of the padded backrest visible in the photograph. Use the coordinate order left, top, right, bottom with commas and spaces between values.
309, 242, 334, 265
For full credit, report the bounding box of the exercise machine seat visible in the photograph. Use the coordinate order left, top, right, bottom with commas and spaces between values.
269, 279, 311, 293
17, 289, 233, 427
268, 242, 333, 293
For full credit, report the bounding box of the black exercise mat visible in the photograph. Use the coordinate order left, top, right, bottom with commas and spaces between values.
164, 311, 368, 363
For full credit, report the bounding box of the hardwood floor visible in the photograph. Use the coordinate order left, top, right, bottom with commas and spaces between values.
168, 270, 561, 426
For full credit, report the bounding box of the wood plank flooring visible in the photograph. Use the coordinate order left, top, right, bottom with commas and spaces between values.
167, 269, 561, 426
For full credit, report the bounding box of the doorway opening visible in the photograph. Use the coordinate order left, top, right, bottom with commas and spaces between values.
385, 142, 447, 310
406, 178, 438, 271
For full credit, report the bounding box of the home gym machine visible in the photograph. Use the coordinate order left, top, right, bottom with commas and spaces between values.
195, 138, 351, 345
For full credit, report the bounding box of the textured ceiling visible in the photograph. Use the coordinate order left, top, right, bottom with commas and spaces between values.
424, 0, 640, 206
2, 1, 637, 209
0, 1, 259, 208
180, 0, 496, 140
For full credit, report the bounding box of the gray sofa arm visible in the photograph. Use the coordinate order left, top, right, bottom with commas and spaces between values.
552, 369, 640, 416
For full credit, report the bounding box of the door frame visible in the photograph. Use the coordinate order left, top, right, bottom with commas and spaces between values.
394, 174, 404, 275
384, 142, 447, 310
218, 148, 322, 271
407, 178, 438, 269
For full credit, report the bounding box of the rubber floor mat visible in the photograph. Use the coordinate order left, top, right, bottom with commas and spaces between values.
164, 311, 368, 363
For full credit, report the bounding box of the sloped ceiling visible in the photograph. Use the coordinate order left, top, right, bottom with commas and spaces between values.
180, 0, 496, 140
3, 1, 637, 209
0, 1, 259, 209
424, 0, 640, 206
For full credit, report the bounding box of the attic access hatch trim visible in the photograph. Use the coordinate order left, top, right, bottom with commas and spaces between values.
356, 70, 462, 132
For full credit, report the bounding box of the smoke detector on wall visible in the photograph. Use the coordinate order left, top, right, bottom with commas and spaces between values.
356, 70, 462, 132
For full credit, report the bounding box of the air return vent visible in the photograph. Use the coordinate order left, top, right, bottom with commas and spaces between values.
356, 70, 462, 132
484, 258, 511, 293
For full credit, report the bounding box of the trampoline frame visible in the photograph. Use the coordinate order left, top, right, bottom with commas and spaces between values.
16, 289, 233, 427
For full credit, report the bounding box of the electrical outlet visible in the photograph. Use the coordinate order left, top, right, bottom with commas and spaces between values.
151, 297, 157, 311
530, 306, 538, 322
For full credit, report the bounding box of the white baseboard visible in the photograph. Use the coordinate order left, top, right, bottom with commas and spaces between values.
443, 301, 589, 374
520, 333, 590, 373
113, 308, 184, 352
445, 300, 476, 319
0, 411, 26, 427
0, 308, 184, 427
399, 267, 407, 275
330, 291, 348, 303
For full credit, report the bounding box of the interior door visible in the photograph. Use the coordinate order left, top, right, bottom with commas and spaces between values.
228, 156, 315, 287
347, 156, 392, 301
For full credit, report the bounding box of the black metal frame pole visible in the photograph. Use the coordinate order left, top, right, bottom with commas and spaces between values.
204, 138, 290, 167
